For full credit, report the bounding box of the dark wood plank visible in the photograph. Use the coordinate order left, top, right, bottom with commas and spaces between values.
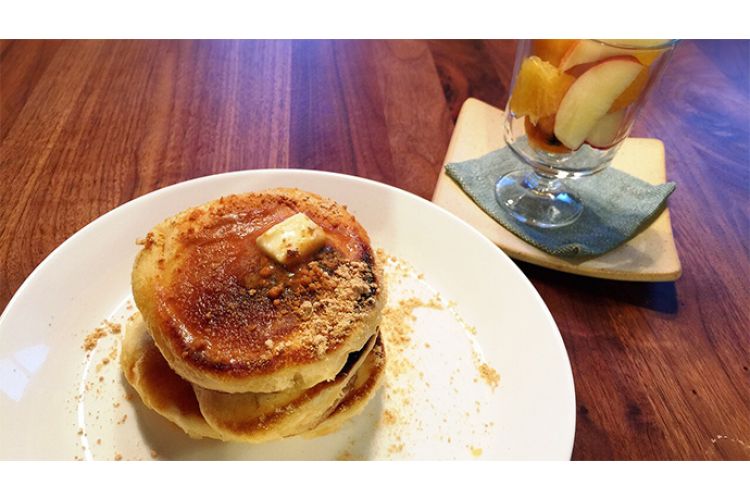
628, 39, 750, 460
370, 40, 453, 199
427, 40, 511, 121
481, 40, 518, 104
289, 40, 452, 199
0, 40, 65, 142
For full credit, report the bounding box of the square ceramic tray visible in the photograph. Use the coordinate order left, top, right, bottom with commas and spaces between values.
432, 98, 681, 281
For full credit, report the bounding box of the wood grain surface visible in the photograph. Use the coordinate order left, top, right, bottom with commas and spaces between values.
1, 39, 748, 460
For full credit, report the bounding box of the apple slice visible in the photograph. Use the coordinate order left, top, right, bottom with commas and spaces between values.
585, 109, 626, 149
610, 67, 649, 112
554, 56, 643, 150
560, 39, 666, 71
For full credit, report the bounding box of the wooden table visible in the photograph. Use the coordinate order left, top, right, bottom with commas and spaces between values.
1, 40, 748, 460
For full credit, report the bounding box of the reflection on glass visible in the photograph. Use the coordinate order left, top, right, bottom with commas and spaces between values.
496, 39, 678, 228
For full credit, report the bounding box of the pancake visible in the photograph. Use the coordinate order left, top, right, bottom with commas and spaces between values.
193, 335, 380, 443
121, 312, 384, 442
131, 188, 385, 394
302, 336, 386, 438
120, 313, 220, 439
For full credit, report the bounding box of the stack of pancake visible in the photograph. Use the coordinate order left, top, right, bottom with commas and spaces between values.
120, 188, 386, 442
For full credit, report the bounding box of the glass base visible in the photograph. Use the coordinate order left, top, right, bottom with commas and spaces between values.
495, 169, 583, 228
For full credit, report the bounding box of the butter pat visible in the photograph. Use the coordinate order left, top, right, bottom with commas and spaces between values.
256, 213, 327, 265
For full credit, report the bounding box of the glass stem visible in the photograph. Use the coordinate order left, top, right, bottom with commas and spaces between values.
522, 171, 562, 195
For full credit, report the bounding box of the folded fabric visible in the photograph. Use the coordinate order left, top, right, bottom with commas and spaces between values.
444, 147, 676, 258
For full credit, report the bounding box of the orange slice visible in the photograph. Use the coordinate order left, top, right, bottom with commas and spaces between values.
633, 49, 666, 66
532, 39, 577, 67
610, 67, 650, 112
510, 56, 575, 124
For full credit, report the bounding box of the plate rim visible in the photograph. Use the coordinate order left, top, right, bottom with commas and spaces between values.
0, 168, 576, 459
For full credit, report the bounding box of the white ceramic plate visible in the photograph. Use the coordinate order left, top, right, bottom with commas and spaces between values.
0, 170, 575, 460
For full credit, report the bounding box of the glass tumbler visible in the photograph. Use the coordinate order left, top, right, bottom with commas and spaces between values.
496, 39, 678, 228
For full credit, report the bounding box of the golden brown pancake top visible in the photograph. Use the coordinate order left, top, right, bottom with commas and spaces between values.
144, 189, 381, 380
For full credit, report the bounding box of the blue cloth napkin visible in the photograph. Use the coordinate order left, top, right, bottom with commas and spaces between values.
444, 147, 676, 258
